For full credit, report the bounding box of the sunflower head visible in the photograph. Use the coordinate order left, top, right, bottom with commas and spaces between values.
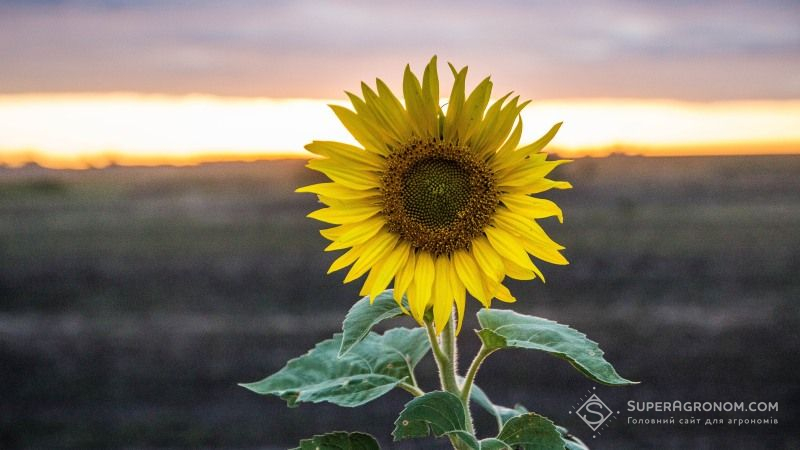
298, 57, 571, 334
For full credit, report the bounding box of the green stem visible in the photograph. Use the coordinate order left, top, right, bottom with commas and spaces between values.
397, 381, 425, 397
424, 318, 458, 393
425, 313, 471, 450
444, 311, 478, 437
460, 344, 495, 405
440, 312, 460, 396
406, 361, 420, 389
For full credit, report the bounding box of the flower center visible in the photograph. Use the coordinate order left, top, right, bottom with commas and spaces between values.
382, 138, 499, 255
402, 158, 472, 228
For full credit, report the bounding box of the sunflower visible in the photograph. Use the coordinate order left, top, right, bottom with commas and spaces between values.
298, 57, 571, 334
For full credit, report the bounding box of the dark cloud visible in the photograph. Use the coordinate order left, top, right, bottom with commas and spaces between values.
1, 0, 799, 100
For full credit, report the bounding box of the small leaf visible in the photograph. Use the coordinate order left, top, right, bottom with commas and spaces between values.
292, 431, 381, 450
241, 328, 429, 407
477, 309, 637, 386
469, 383, 529, 429
393, 391, 480, 449
496, 413, 565, 450
340, 290, 408, 357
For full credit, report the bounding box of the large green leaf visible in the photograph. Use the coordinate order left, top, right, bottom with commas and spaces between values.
496, 413, 565, 450
241, 328, 429, 407
292, 431, 381, 450
477, 309, 636, 386
339, 290, 408, 357
392, 391, 479, 449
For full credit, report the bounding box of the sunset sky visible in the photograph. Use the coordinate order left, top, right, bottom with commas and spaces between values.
2, 0, 799, 168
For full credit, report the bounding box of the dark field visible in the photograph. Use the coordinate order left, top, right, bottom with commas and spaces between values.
1, 155, 799, 449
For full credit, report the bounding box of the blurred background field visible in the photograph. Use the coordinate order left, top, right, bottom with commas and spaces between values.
1, 155, 798, 449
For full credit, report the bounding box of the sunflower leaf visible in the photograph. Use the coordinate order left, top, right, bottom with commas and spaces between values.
291, 431, 381, 450
496, 413, 565, 450
477, 309, 637, 386
240, 328, 429, 407
469, 383, 529, 430
556, 426, 591, 450
469, 386, 590, 449
478, 438, 513, 450
393, 391, 480, 449
339, 289, 409, 357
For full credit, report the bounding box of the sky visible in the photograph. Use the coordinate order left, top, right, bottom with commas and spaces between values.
2, 0, 799, 167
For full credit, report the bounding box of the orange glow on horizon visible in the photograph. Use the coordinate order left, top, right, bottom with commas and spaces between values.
1, 94, 799, 169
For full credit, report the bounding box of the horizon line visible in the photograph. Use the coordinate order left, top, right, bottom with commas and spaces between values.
2, 143, 799, 170
2, 94, 800, 169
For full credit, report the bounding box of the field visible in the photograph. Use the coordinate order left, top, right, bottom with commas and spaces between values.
1, 155, 799, 449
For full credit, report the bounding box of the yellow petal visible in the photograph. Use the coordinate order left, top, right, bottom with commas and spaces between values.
359, 263, 380, 297
344, 232, 399, 283
452, 249, 487, 305
493, 208, 565, 251
458, 77, 492, 141
403, 64, 436, 136
516, 178, 573, 195
360, 83, 408, 141
491, 122, 562, 173
346, 92, 400, 145
296, 183, 379, 201
320, 226, 345, 241
504, 259, 536, 280
307, 205, 381, 224
375, 78, 413, 137
422, 56, 440, 112
411, 251, 435, 322
369, 241, 411, 300
304, 141, 384, 169
433, 256, 453, 334
405, 280, 423, 325
315, 195, 359, 209
493, 118, 523, 162
473, 94, 518, 158
517, 121, 563, 156
471, 236, 505, 280
394, 250, 416, 304
323, 218, 385, 251
523, 238, 569, 266
493, 212, 566, 272
448, 262, 467, 335
485, 226, 536, 272
306, 158, 381, 191
492, 207, 531, 236
443, 65, 467, 141
329, 105, 388, 155
493, 282, 517, 303
497, 159, 571, 188
328, 245, 364, 273
501, 194, 564, 223
481, 275, 516, 304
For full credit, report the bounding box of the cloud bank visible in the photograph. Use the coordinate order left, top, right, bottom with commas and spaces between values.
2, 0, 799, 100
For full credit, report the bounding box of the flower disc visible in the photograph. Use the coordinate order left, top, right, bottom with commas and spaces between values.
382, 138, 499, 256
